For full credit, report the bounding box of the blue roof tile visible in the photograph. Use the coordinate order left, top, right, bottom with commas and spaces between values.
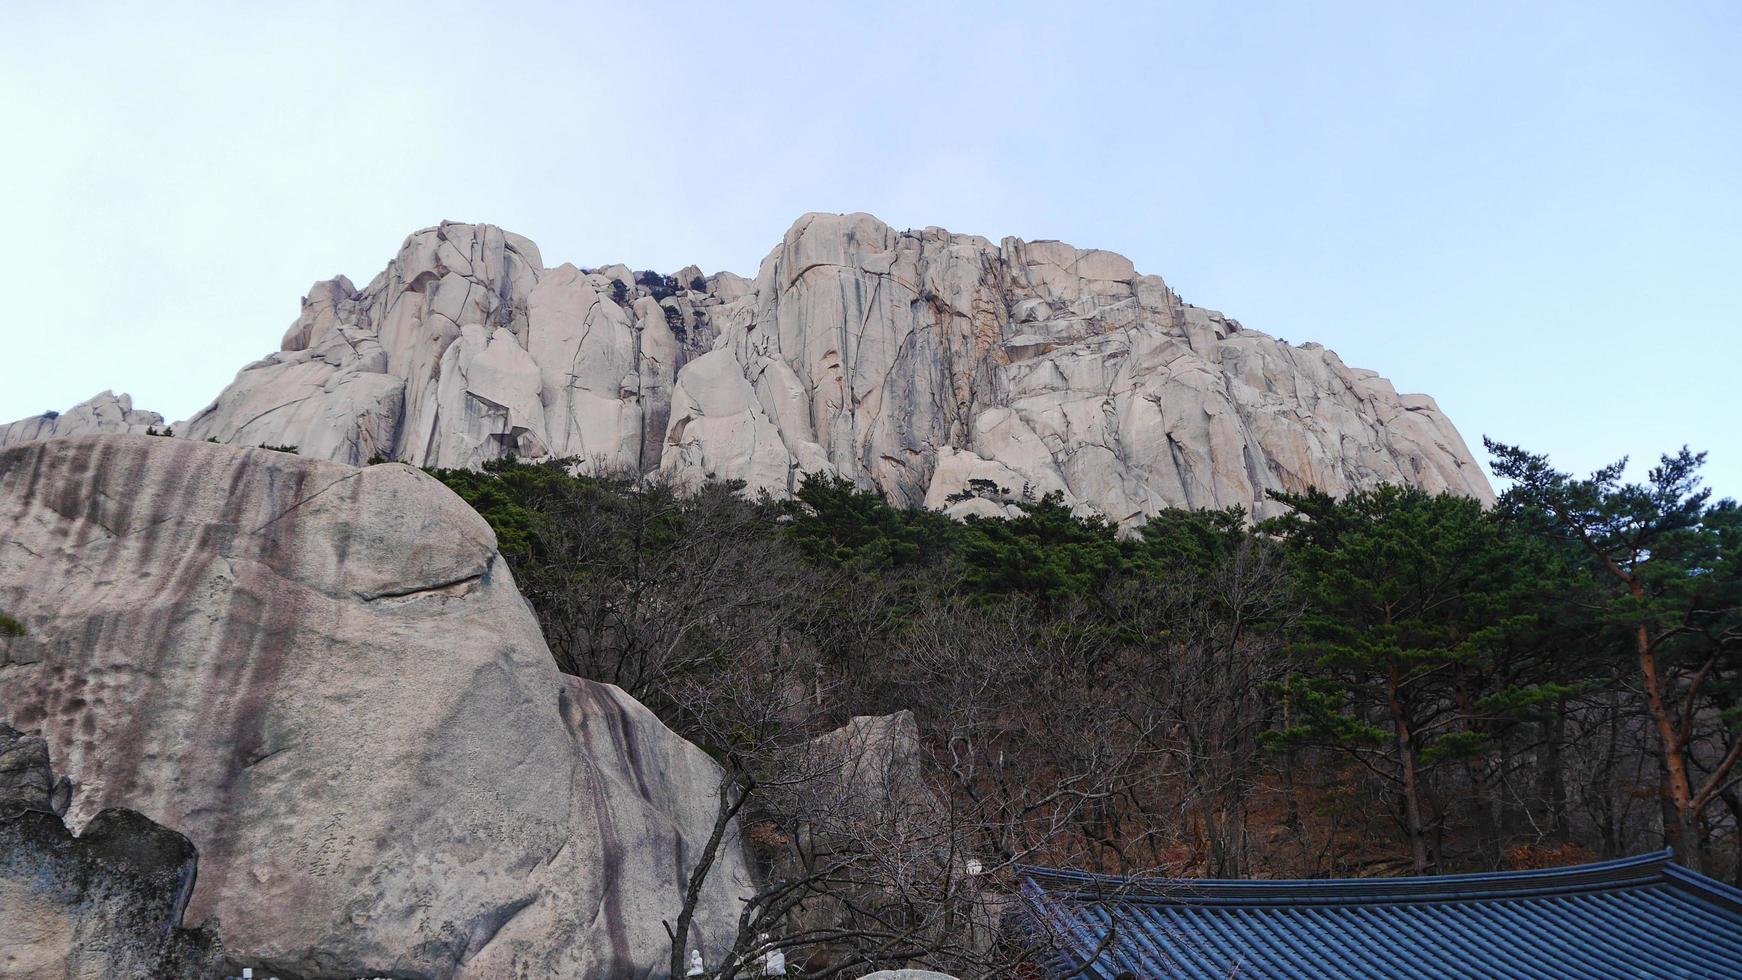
1017, 850, 1742, 979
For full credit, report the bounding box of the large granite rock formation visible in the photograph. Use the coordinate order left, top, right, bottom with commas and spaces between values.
1, 724, 222, 979
178, 223, 731, 472
664, 214, 1492, 521
3, 214, 1492, 522
776, 712, 963, 976
0, 390, 164, 448
0, 434, 750, 978
805, 710, 935, 820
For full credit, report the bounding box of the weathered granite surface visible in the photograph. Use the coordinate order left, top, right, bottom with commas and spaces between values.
0, 724, 221, 980
176, 223, 728, 472
660, 213, 1493, 521
779, 711, 958, 975
0, 434, 750, 978
3, 213, 1492, 522
0, 390, 164, 449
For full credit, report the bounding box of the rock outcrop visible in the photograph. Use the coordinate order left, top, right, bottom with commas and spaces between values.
0, 390, 165, 449
179, 223, 730, 472
660, 214, 1492, 521
806, 710, 935, 819
1, 725, 221, 980
0, 434, 750, 978
4, 213, 1493, 523
774, 712, 995, 977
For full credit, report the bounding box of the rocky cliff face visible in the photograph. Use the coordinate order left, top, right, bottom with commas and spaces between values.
0, 435, 750, 978
0, 390, 164, 447
4, 214, 1491, 521
181, 222, 730, 472
660, 213, 1491, 521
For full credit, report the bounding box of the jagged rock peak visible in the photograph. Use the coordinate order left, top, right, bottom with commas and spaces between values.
0, 390, 164, 447
175, 219, 736, 472
4, 213, 1492, 521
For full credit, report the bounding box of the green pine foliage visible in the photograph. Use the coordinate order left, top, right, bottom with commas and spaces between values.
957, 492, 1130, 605
426, 455, 575, 559
1264, 487, 1514, 757
1488, 440, 1742, 868
781, 473, 960, 572
427, 442, 1739, 874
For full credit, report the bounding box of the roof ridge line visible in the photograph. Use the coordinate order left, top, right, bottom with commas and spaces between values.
1013, 851, 1742, 978
1014, 850, 1679, 899
1665, 863, 1742, 913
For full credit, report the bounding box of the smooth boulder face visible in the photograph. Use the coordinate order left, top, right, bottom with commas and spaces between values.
5, 212, 1492, 523
0, 434, 749, 978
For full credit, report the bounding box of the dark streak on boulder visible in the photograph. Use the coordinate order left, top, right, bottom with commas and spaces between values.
0, 434, 752, 978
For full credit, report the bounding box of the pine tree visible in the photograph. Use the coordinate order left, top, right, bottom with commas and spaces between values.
1488, 440, 1742, 871
1264, 485, 1541, 873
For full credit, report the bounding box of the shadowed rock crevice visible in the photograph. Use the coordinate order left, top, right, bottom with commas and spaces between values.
0, 724, 222, 979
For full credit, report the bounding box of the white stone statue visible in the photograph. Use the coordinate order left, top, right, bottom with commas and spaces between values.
686, 948, 705, 976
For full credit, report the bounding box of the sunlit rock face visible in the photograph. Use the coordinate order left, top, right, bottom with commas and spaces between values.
6, 213, 1491, 521
659, 213, 1491, 522
175, 223, 730, 472
0, 434, 750, 979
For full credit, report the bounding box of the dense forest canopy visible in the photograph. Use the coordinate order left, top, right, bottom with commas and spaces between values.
428, 443, 1740, 974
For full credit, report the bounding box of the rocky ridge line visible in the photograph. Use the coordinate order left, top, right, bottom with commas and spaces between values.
3, 213, 1492, 522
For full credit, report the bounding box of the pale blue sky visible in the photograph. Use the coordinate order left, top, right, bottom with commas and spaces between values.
2, 1, 1736, 495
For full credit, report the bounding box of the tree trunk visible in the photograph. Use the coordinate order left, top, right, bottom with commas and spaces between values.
669, 771, 752, 979
1281, 697, 1301, 832
1452, 678, 1499, 866
1540, 705, 1569, 844
1669, 806, 1703, 873
1390, 665, 1430, 874
1721, 788, 1742, 886
1635, 619, 1701, 871
1599, 689, 1622, 856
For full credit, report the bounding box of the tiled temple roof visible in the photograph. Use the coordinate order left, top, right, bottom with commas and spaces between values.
1017, 850, 1742, 978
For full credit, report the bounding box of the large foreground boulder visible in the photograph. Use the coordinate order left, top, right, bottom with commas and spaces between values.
0, 434, 750, 978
